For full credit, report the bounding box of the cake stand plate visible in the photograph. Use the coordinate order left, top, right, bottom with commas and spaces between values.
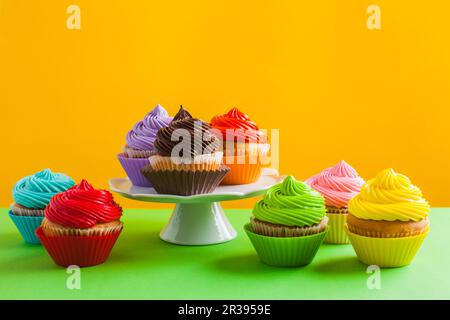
109, 168, 282, 246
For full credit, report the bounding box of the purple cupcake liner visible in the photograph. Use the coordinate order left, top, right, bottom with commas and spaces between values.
117, 153, 152, 187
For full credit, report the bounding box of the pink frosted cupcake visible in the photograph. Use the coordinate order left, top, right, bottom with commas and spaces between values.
117, 104, 172, 187
306, 160, 364, 244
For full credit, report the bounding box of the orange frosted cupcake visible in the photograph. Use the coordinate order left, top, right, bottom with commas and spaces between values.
210, 107, 270, 185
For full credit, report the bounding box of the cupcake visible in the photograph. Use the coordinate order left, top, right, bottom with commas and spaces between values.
36, 180, 123, 267
346, 168, 430, 267
306, 160, 364, 244
10, 169, 74, 244
210, 107, 270, 185
141, 106, 230, 195
245, 176, 328, 267
117, 104, 172, 187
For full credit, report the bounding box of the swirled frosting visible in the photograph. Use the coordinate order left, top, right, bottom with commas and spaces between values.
45, 180, 123, 228
210, 107, 266, 143
12, 169, 75, 209
154, 106, 220, 158
348, 168, 430, 222
306, 160, 364, 208
126, 104, 173, 151
253, 176, 326, 227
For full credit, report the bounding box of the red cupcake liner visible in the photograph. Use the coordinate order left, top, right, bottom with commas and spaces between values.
36, 226, 122, 267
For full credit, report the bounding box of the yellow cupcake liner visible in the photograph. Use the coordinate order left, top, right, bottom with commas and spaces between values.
345, 225, 429, 268
324, 213, 350, 244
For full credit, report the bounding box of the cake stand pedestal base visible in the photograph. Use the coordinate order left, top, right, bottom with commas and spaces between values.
160, 202, 237, 245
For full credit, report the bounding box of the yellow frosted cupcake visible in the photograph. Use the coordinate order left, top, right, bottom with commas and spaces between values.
346, 168, 430, 267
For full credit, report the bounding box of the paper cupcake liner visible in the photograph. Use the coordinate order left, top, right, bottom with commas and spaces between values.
148, 152, 222, 171
221, 145, 269, 185
9, 211, 44, 244
345, 225, 429, 267
250, 217, 328, 237
220, 162, 262, 185
36, 226, 123, 267
117, 153, 152, 187
41, 218, 123, 237
244, 223, 327, 267
122, 146, 156, 159
324, 212, 350, 244
10, 203, 45, 217
141, 165, 230, 195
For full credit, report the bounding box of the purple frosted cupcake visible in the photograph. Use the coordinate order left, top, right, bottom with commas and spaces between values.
117, 104, 172, 187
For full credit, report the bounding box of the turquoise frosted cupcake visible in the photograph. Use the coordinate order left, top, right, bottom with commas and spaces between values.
10, 169, 74, 244
245, 176, 328, 267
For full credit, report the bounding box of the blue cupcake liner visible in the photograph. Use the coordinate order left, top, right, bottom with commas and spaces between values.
8, 211, 44, 244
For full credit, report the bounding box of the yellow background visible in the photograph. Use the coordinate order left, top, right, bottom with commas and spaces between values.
1, 0, 449, 208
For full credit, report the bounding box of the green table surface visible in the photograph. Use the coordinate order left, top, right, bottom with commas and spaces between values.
1, 208, 449, 300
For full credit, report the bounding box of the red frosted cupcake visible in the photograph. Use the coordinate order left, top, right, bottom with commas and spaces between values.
210, 107, 270, 184
36, 180, 123, 267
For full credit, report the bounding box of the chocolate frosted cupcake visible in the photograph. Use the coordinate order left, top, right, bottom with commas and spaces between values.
117, 104, 172, 187
142, 106, 229, 195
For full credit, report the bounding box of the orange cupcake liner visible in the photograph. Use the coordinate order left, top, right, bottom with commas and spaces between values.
220, 143, 270, 185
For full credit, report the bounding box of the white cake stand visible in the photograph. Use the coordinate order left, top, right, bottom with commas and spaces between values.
109, 168, 282, 246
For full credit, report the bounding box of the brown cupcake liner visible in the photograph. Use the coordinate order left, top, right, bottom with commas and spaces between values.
326, 206, 349, 215
41, 218, 123, 237
123, 146, 157, 159
346, 223, 428, 238
250, 216, 329, 237
10, 203, 45, 217
148, 152, 223, 171
141, 165, 230, 196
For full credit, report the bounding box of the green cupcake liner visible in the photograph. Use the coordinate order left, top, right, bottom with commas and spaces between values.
244, 223, 327, 267
324, 213, 350, 244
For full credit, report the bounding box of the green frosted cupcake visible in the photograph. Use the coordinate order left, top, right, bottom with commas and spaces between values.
245, 176, 328, 267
